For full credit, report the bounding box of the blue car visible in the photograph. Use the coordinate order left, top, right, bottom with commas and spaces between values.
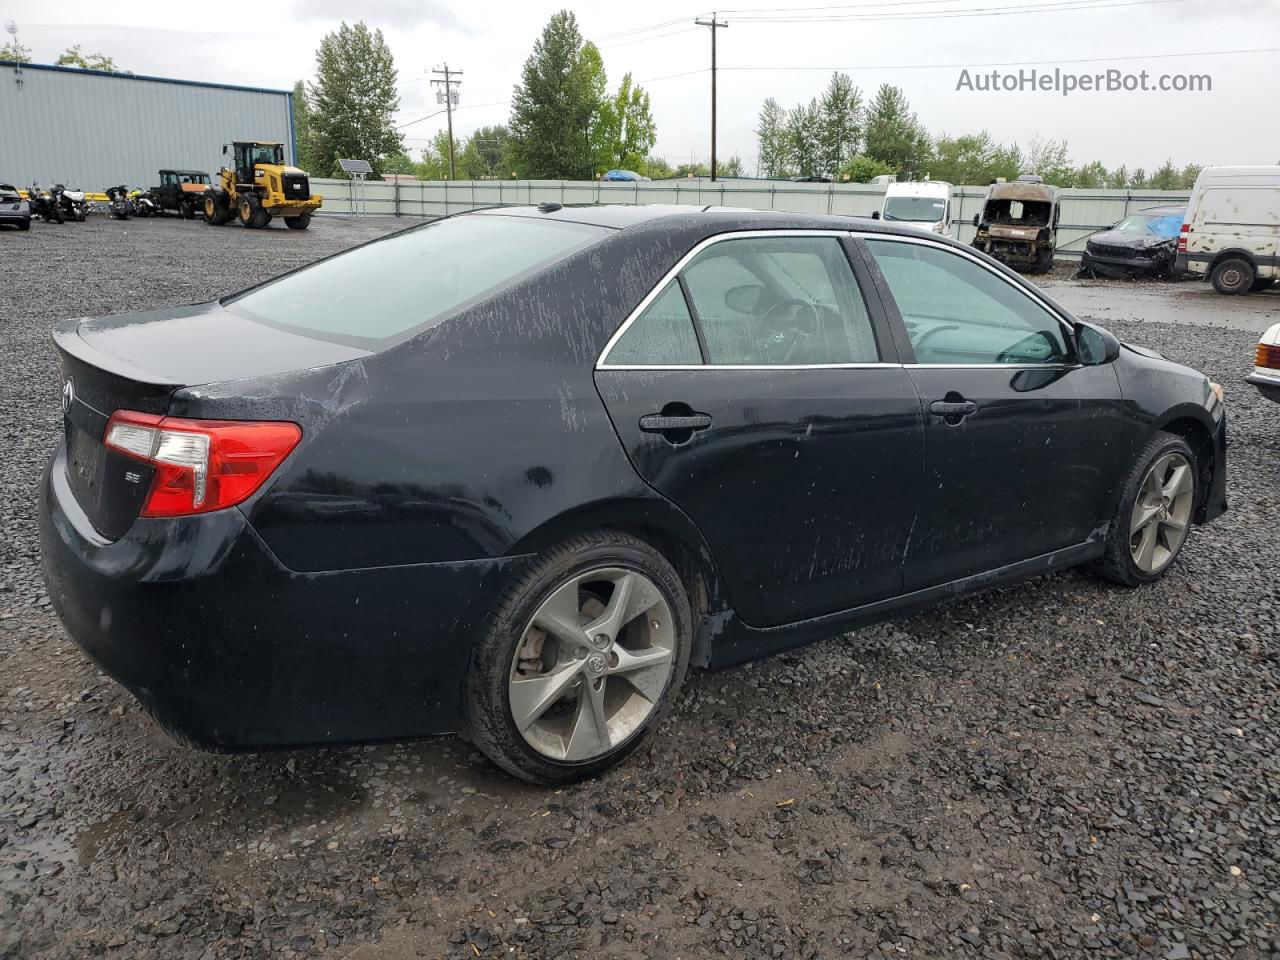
601, 169, 650, 182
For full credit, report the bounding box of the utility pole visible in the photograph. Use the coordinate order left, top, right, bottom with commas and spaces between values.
694, 13, 727, 181
430, 64, 463, 179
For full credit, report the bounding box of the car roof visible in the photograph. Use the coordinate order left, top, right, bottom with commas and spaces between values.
160, 169, 209, 175
472, 203, 901, 234
1133, 205, 1186, 216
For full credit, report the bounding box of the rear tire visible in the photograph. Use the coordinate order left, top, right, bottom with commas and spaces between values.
1034, 248, 1054, 274
1211, 257, 1254, 295
284, 212, 312, 230
1092, 431, 1197, 587
464, 531, 692, 785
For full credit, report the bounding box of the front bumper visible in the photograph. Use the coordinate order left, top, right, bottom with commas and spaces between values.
1246, 370, 1280, 404
40, 444, 527, 750
1082, 249, 1172, 277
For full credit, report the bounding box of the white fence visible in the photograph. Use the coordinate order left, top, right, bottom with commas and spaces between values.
311, 177, 1191, 261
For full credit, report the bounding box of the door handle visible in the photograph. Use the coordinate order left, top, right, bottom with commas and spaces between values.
639, 413, 713, 433
928, 399, 978, 422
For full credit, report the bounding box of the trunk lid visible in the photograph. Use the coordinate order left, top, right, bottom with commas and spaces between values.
54, 302, 371, 540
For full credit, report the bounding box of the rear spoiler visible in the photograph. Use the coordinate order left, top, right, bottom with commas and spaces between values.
52, 318, 185, 388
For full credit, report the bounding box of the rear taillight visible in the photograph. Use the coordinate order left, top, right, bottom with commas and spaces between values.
103, 411, 301, 517
1257, 342, 1280, 371
1177, 223, 1189, 253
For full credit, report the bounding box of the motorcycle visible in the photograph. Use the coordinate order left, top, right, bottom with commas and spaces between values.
53, 183, 89, 222
129, 188, 160, 217
104, 185, 132, 220
26, 184, 65, 224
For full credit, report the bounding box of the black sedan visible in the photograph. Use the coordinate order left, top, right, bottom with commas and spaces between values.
1079, 205, 1185, 278
0, 183, 32, 230
40, 205, 1227, 783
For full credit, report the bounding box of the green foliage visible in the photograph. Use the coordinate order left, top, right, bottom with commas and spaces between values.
864, 84, 930, 179
381, 151, 417, 176
594, 73, 657, 173
307, 22, 403, 179
817, 73, 862, 177
460, 126, 513, 179
718, 155, 745, 178
55, 45, 117, 71
291, 80, 324, 174
1179, 163, 1203, 189
509, 12, 600, 179
641, 155, 674, 179
787, 100, 824, 179
839, 155, 896, 183
756, 98, 792, 178
1073, 160, 1109, 189
929, 132, 1021, 186
674, 161, 710, 178
1, 39, 32, 63
1026, 137, 1074, 186
1129, 167, 1148, 188
414, 131, 458, 180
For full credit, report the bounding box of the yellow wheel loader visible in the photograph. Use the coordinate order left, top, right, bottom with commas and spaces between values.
202, 141, 323, 230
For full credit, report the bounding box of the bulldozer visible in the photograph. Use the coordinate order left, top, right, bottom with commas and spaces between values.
202, 141, 323, 230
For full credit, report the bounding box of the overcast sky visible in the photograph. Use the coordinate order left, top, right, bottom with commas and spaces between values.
7, 0, 1279, 173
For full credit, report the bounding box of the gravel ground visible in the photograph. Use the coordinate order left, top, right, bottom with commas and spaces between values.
2, 215, 1278, 960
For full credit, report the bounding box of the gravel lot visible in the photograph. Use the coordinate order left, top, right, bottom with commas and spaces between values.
2, 215, 1278, 960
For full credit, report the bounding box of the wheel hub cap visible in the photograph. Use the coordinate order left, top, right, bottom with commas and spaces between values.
509, 567, 675, 763
1129, 452, 1193, 574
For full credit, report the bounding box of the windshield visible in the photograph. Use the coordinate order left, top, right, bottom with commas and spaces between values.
1113, 212, 1183, 238
248, 144, 284, 165
883, 196, 947, 223
225, 214, 608, 346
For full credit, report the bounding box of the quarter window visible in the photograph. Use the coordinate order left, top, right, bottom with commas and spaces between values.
680, 237, 879, 365
605, 282, 702, 365
865, 239, 1071, 365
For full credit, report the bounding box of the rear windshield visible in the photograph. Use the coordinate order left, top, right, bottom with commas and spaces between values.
224, 214, 608, 346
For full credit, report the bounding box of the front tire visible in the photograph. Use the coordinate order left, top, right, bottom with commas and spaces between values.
1093, 431, 1197, 587
464, 531, 692, 785
203, 191, 230, 225
1211, 257, 1254, 295
238, 195, 269, 229
284, 212, 312, 230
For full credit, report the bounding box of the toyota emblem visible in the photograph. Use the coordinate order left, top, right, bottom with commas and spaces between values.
62, 378, 74, 415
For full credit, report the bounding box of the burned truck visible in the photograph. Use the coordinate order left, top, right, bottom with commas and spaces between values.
971, 176, 1060, 273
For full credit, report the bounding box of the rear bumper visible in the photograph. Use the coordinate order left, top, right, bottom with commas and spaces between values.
264, 196, 322, 216
40, 444, 527, 750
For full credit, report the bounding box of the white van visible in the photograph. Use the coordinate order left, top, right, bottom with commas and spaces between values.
1176, 166, 1280, 294
872, 181, 954, 237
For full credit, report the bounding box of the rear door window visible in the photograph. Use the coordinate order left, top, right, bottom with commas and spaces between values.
680, 237, 879, 365
225, 215, 608, 346
604, 282, 702, 366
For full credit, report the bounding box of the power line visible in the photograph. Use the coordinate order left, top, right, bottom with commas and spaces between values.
725, 0, 1185, 20
714, 45, 1280, 72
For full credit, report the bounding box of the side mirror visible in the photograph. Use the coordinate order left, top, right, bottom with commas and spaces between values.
972, 213, 981, 227
870, 210, 881, 220
1076, 322, 1120, 365
222, 145, 228, 155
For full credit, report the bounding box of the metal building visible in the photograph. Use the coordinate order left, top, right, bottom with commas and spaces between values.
0, 61, 295, 192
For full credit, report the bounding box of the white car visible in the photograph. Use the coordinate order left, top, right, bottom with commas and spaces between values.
1249, 322, 1280, 403
872, 180, 954, 237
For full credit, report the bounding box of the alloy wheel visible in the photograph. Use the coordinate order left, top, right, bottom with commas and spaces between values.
509, 567, 675, 762
1129, 452, 1194, 573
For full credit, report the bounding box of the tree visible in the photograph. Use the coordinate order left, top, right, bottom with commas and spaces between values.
1179, 163, 1203, 189
509, 11, 608, 180
1129, 167, 1148, 188
863, 84, 931, 179
719, 155, 745, 178
1073, 160, 1109, 189
756, 97, 792, 178
55, 45, 117, 71
817, 72, 863, 178
308, 22, 403, 179
459, 125, 513, 179
1108, 165, 1129, 189
786, 99, 823, 179
1148, 158, 1181, 190
930, 132, 1021, 186
642, 155, 674, 179
291, 80, 324, 174
1026, 136, 1075, 185
593, 73, 656, 173
674, 161, 710, 178
1, 39, 31, 62
414, 131, 460, 180
839, 154, 895, 183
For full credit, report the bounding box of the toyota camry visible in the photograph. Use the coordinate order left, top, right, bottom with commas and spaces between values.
40, 204, 1227, 783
